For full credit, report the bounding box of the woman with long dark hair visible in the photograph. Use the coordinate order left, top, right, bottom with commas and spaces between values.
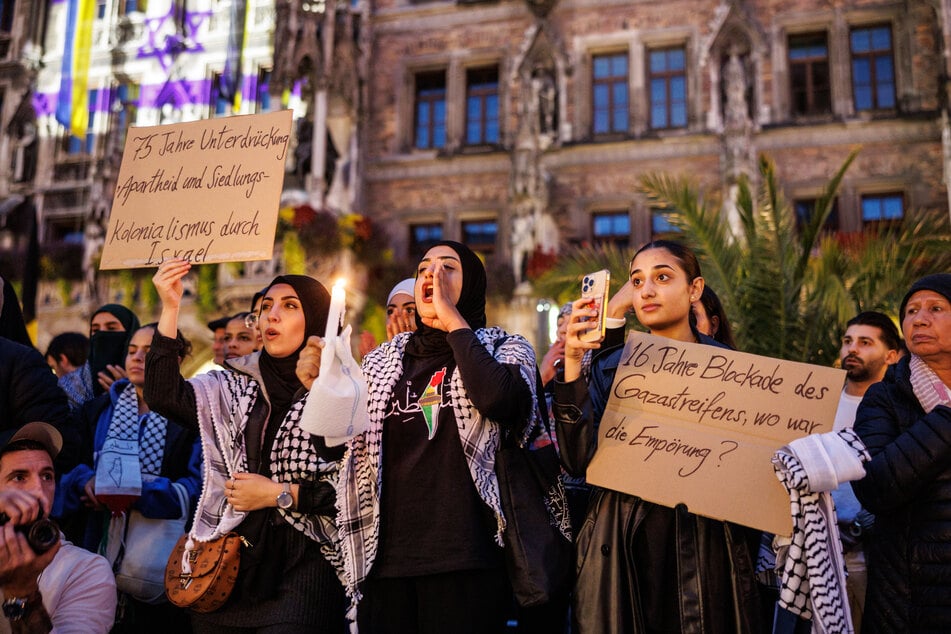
554, 240, 762, 633
145, 258, 346, 633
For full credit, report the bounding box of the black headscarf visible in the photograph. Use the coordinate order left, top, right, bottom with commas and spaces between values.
256, 274, 330, 416
406, 240, 487, 358
88, 304, 140, 396
0, 275, 32, 348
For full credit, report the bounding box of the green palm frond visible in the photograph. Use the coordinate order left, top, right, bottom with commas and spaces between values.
536, 151, 950, 366
638, 172, 739, 307
532, 242, 632, 306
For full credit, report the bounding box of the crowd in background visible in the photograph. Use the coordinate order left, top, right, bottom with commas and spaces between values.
0, 241, 948, 634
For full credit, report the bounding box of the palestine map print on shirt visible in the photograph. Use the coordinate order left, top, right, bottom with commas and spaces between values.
387, 367, 448, 440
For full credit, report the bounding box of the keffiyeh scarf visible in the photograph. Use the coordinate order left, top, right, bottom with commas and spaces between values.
772, 428, 869, 634
335, 327, 540, 603
95, 380, 168, 504
185, 365, 341, 570
59, 363, 94, 411
94, 380, 169, 564
909, 354, 951, 413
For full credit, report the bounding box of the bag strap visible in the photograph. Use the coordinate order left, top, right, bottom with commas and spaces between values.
492, 334, 551, 449
171, 482, 190, 520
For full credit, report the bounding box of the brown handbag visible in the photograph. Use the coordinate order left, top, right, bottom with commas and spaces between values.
164, 532, 242, 613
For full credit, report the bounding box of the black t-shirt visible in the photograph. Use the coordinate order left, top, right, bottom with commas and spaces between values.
374, 350, 501, 577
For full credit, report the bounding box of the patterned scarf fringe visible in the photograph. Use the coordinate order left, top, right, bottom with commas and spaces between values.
772, 428, 869, 634
188, 366, 343, 576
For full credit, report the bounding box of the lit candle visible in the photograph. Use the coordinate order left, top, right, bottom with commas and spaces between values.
324, 278, 346, 339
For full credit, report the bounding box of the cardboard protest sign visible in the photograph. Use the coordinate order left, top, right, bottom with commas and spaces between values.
99, 110, 293, 269
586, 331, 845, 536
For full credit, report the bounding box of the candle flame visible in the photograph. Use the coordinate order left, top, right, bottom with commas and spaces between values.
333, 277, 346, 291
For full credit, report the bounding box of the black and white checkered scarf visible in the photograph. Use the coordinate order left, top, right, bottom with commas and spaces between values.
59, 362, 95, 412
186, 363, 341, 570
335, 327, 540, 604
95, 379, 169, 564
772, 428, 869, 634
95, 379, 167, 498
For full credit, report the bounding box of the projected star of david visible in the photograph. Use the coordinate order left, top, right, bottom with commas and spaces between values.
137, 6, 212, 72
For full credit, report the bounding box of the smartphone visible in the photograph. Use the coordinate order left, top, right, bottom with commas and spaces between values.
580, 269, 610, 343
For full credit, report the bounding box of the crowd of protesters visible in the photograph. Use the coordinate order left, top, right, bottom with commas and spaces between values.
0, 241, 948, 634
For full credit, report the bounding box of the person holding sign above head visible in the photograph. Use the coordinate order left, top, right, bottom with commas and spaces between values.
553, 240, 764, 634
145, 259, 346, 634
851, 273, 951, 634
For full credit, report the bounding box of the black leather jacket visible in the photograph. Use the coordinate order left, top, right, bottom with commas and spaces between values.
852, 357, 951, 633
553, 333, 763, 634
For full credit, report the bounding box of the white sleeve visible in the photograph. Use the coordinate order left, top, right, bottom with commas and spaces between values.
43, 546, 117, 634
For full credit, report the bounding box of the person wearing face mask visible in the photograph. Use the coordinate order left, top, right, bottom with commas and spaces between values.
146, 259, 346, 634
58, 305, 140, 412
322, 241, 562, 633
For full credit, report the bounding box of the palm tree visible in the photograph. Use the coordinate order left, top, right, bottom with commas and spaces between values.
536, 152, 951, 365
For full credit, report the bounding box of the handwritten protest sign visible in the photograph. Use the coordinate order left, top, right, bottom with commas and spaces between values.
99, 110, 293, 269
586, 331, 845, 536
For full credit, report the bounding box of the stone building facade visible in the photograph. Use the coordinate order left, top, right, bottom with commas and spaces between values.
6, 0, 951, 348
358, 0, 951, 281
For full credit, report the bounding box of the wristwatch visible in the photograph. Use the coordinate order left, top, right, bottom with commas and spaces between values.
2, 590, 40, 621
276, 482, 294, 510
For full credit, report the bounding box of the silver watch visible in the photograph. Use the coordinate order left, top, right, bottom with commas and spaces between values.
276, 482, 293, 510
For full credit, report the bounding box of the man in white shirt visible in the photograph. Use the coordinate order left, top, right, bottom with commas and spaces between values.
0, 422, 116, 634
833, 311, 902, 632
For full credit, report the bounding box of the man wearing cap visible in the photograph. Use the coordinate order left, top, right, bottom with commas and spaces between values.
0, 423, 115, 634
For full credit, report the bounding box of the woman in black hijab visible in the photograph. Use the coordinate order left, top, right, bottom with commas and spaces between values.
146, 259, 346, 633
327, 241, 550, 633
58, 303, 140, 410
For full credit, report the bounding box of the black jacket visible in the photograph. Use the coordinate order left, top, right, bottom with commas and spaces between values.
852, 356, 951, 633
0, 337, 73, 470
552, 333, 763, 634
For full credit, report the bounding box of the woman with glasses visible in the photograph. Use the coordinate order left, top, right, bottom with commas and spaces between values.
224, 312, 261, 361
